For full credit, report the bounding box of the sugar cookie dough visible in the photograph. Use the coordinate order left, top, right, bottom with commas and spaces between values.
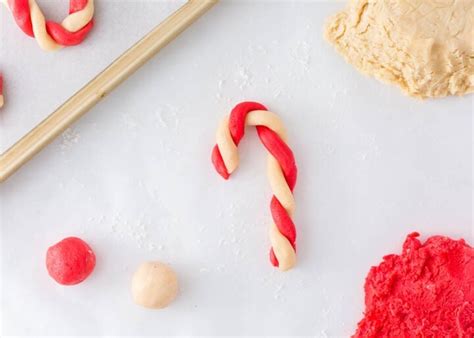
5, 0, 95, 51
212, 101, 298, 271
325, 0, 474, 98
46, 237, 96, 285
354, 232, 474, 337
131, 261, 178, 309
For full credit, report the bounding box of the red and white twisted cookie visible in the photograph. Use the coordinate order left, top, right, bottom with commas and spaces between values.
5, 0, 94, 51
212, 102, 298, 271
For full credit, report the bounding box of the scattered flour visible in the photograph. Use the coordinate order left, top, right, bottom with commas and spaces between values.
273, 283, 286, 301
291, 41, 311, 70
121, 113, 138, 130
234, 66, 254, 90
155, 104, 180, 130
86, 213, 170, 253
356, 134, 380, 161
59, 127, 80, 151
217, 79, 225, 90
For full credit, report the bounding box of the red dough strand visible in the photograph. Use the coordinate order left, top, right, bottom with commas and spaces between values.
7, 0, 33, 36
257, 126, 297, 189
46, 21, 94, 46
212, 102, 298, 269
211, 145, 230, 179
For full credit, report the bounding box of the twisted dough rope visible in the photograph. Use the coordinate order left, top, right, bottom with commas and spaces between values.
4, 0, 94, 51
212, 102, 298, 271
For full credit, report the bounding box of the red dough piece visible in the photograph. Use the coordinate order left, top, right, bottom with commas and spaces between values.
257, 126, 297, 189
46, 237, 96, 285
46, 21, 94, 46
7, 0, 94, 46
211, 102, 298, 268
354, 232, 474, 338
211, 145, 229, 179
7, 0, 33, 37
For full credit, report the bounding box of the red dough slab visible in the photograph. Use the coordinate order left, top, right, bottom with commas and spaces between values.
354, 232, 474, 337
46, 237, 96, 285
7, 0, 94, 46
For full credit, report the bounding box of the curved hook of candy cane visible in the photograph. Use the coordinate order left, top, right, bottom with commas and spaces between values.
28, 0, 61, 51
5, 0, 94, 51
213, 103, 297, 271
61, 0, 94, 32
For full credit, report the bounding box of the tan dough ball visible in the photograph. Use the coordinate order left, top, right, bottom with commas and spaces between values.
131, 261, 178, 309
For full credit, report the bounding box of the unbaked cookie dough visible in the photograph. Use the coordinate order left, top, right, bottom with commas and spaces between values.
46, 237, 96, 285
212, 102, 298, 271
325, 0, 474, 98
6, 0, 95, 51
354, 232, 474, 337
131, 261, 178, 309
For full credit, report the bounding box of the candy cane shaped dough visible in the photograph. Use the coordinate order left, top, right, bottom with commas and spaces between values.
212, 102, 298, 271
5, 0, 95, 51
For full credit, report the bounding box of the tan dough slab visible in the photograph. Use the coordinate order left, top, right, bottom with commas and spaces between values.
325, 0, 474, 99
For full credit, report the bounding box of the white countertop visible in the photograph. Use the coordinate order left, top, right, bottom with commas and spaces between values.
1, 1, 472, 336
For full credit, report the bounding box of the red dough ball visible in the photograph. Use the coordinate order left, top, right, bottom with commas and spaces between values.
46, 237, 96, 285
